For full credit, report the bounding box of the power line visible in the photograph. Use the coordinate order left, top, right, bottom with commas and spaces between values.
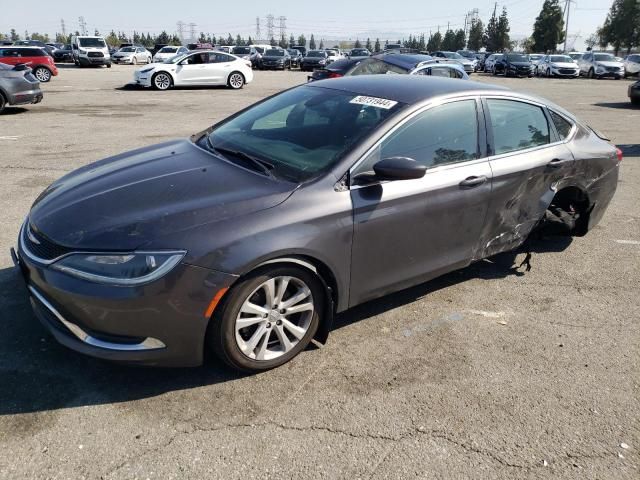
255, 16, 261, 39
176, 20, 185, 42
278, 16, 287, 39
563, 0, 575, 53
60, 18, 66, 37
188, 22, 197, 42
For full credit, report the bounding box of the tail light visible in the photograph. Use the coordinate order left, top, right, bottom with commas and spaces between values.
615, 147, 623, 162
328, 72, 343, 79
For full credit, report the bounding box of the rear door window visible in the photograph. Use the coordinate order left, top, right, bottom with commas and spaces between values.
487, 99, 550, 155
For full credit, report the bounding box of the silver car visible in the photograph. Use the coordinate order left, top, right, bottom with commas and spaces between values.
578, 51, 625, 79
0, 62, 42, 113
112, 46, 152, 65
623, 54, 640, 78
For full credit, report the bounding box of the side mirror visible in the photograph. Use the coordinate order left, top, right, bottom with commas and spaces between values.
373, 157, 426, 181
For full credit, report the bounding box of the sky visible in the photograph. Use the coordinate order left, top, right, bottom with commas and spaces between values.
1, 0, 613, 50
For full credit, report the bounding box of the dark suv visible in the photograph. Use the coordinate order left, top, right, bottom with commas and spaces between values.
494, 53, 534, 77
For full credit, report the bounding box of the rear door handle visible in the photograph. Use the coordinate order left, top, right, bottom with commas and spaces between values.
547, 158, 569, 168
459, 175, 487, 188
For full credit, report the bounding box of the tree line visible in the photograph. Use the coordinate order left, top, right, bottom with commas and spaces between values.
3, 1, 639, 55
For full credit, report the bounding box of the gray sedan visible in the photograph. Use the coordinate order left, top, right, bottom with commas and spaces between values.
0, 62, 42, 113
15, 76, 620, 371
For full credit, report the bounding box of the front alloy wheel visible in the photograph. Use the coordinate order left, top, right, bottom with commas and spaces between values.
152, 72, 172, 90
210, 266, 323, 371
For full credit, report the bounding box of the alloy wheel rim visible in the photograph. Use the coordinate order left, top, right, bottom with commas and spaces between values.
35, 68, 50, 81
235, 276, 314, 361
230, 74, 243, 88
155, 74, 170, 89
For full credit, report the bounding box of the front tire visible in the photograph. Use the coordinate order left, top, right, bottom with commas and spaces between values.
33, 67, 52, 82
588, 68, 595, 79
0, 92, 6, 114
209, 266, 324, 372
228, 71, 245, 89
152, 72, 172, 90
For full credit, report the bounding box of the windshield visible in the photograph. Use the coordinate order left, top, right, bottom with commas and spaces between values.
79, 38, 106, 48
307, 50, 326, 57
506, 54, 528, 62
205, 86, 403, 182
351, 49, 369, 56
550, 55, 573, 63
594, 53, 616, 62
529, 54, 543, 60
160, 47, 178, 53
265, 49, 284, 56
120, 47, 135, 52
348, 58, 407, 75
233, 47, 251, 54
443, 52, 463, 59
457, 51, 475, 58
255, 47, 265, 54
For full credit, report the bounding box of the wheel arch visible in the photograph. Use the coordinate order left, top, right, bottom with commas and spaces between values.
205, 253, 340, 350
547, 185, 592, 236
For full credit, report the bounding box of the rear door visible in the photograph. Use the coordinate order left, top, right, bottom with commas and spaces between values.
480, 97, 575, 257
348, 98, 493, 306
207, 53, 234, 85
0, 48, 21, 66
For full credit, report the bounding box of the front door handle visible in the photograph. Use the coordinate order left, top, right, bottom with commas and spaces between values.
459, 175, 487, 188
547, 158, 569, 168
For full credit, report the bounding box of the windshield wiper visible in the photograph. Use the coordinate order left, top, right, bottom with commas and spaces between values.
205, 137, 275, 178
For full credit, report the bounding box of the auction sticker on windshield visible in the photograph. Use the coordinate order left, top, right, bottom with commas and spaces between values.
350, 96, 398, 109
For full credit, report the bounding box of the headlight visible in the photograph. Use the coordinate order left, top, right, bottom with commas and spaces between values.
140, 67, 155, 73
52, 251, 185, 286
318, 59, 326, 65
79, 49, 87, 54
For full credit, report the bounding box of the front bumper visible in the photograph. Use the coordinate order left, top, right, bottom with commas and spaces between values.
551, 68, 579, 77
78, 56, 110, 66
134, 71, 153, 87
595, 69, 624, 78
14, 234, 237, 367
112, 57, 134, 64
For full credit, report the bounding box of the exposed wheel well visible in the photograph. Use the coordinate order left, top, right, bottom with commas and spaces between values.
544, 186, 591, 237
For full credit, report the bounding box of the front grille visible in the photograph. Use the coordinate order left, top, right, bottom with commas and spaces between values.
88, 52, 104, 58
606, 66, 620, 72
22, 224, 72, 261
559, 69, 576, 74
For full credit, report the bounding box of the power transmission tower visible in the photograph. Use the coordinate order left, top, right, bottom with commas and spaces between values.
563, 0, 575, 53
266, 14, 275, 39
255, 17, 261, 40
177, 21, 185, 42
189, 23, 197, 42
60, 18, 66, 37
278, 16, 287, 39
78, 16, 87, 35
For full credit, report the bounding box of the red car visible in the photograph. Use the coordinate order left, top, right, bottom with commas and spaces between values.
0, 46, 58, 82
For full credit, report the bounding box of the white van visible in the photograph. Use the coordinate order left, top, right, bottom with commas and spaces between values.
70, 35, 111, 67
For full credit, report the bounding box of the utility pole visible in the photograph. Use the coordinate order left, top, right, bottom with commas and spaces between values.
266, 14, 275, 40
177, 21, 185, 43
255, 17, 261, 40
78, 16, 87, 35
188, 22, 197, 43
563, 0, 574, 53
60, 18, 66, 37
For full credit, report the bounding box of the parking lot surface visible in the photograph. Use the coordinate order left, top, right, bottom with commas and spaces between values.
0, 65, 638, 479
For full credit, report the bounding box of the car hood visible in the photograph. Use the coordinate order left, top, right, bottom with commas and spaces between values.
507, 61, 531, 67
28, 139, 296, 250
303, 57, 325, 62
596, 61, 623, 68
262, 56, 286, 60
551, 62, 578, 68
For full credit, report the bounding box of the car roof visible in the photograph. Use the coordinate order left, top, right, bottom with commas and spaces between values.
307, 75, 507, 104
372, 53, 434, 69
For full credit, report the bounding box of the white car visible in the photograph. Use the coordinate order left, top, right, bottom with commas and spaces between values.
112, 46, 152, 65
537, 54, 579, 78
578, 51, 625, 79
325, 49, 343, 64
153, 45, 189, 63
624, 54, 640, 77
133, 50, 253, 90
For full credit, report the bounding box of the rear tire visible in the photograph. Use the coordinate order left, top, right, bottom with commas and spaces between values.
588, 68, 595, 79
33, 67, 52, 82
209, 266, 324, 372
0, 92, 6, 114
132, 57, 137, 65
